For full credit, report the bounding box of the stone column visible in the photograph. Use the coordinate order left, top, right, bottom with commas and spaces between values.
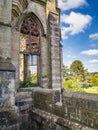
60, 43, 63, 90
0, 0, 12, 59
0, 0, 12, 23
48, 12, 61, 89
40, 36, 50, 88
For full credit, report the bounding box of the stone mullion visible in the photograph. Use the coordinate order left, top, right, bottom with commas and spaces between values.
40, 36, 49, 88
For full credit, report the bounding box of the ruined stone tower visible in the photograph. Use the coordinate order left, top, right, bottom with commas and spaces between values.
0, 1, 98, 130
0, 0, 62, 129
0, 0, 62, 90
0, 0, 62, 107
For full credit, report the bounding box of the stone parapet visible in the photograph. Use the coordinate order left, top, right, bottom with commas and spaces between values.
62, 91, 98, 129
32, 88, 61, 112
31, 108, 95, 130
31, 88, 98, 130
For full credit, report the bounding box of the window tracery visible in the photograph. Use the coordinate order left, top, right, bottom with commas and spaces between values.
20, 15, 40, 54
20, 15, 40, 84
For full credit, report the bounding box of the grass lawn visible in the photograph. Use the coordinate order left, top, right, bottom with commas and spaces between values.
84, 86, 98, 94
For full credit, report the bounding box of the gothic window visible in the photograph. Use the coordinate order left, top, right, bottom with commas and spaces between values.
20, 15, 40, 86
20, 15, 40, 54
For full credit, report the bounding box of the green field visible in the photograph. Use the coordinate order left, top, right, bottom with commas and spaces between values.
84, 86, 98, 94
64, 79, 98, 94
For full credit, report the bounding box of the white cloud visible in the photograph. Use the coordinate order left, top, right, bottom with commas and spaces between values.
81, 49, 98, 55
89, 33, 98, 40
58, 0, 88, 10
85, 63, 98, 72
88, 59, 98, 63
61, 12, 92, 39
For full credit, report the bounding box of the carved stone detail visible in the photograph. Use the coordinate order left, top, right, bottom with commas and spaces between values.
20, 15, 40, 54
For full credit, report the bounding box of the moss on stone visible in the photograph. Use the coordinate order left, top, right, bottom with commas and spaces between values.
0, 107, 18, 125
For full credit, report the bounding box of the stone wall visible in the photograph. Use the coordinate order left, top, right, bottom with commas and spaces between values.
0, 0, 61, 89
10, 0, 61, 89
0, 59, 18, 130
0, 107, 19, 130
1, 87, 98, 130
31, 88, 98, 130
62, 91, 98, 129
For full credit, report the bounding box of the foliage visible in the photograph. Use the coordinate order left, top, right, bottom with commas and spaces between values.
91, 74, 98, 86
69, 60, 93, 86
20, 73, 38, 88
0, 107, 18, 125
64, 78, 84, 92
63, 60, 98, 94
70, 60, 84, 76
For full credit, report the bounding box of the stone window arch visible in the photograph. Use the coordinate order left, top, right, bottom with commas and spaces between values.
20, 15, 40, 86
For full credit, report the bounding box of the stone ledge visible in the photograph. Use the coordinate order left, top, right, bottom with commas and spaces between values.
0, 58, 15, 71
63, 91, 98, 101
0, 21, 11, 27
31, 108, 95, 130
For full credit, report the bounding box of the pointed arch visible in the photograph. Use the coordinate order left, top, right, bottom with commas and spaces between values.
16, 12, 45, 36
20, 14, 40, 54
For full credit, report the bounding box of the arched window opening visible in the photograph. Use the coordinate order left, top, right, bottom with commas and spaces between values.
20, 15, 40, 87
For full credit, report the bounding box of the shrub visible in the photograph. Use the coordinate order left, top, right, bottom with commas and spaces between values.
20, 73, 38, 88
64, 79, 84, 92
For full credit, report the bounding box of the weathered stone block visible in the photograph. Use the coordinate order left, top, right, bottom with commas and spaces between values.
0, 59, 15, 106
0, 0, 12, 23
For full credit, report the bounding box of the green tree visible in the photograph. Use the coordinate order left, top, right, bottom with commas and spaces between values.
70, 60, 92, 86
70, 60, 84, 76
80, 69, 92, 87
91, 74, 98, 86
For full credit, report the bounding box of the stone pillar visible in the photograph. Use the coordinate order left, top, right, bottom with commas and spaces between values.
40, 36, 50, 88
0, 58, 16, 106
0, 0, 12, 59
11, 28, 20, 89
48, 12, 61, 89
0, 0, 20, 89
60, 43, 63, 90
0, 0, 12, 23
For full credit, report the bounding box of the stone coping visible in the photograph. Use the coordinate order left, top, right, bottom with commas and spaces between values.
63, 90, 98, 101
19, 87, 98, 101
19, 87, 61, 93
32, 108, 94, 130
0, 62, 15, 71
0, 59, 15, 71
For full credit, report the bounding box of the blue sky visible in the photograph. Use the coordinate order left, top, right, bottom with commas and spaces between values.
58, 0, 98, 72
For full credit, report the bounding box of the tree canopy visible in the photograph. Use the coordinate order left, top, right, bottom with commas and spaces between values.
70, 60, 84, 75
